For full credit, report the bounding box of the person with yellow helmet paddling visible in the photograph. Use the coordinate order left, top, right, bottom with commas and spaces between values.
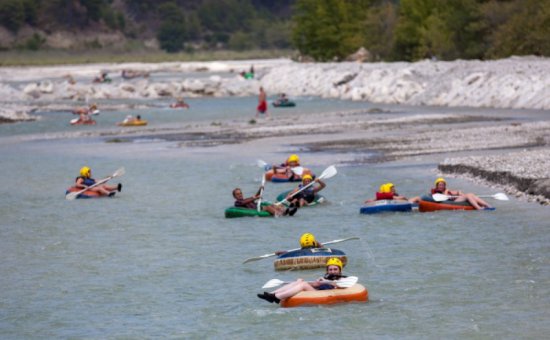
285, 173, 326, 208
270, 154, 310, 182
75, 166, 121, 196
431, 177, 491, 210
257, 257, 347, 304
274, 233, 323, 256
232, 187, 297, 217
364, 182, 420, 204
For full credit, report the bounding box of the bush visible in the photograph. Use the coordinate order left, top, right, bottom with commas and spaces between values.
24, 33, 46, 50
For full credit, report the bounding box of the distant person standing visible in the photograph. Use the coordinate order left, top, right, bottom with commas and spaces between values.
256, 86, 268, 118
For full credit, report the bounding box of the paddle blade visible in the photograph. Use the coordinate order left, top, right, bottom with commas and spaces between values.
262, 279, 285, 289
290, 166, 304, 176
256, 159, 269, 170
493, 193, 509, 201
319, 165, 337, 180
432, 193, 449, 202
65, 191, 80, 200
335, 276, 358, 288
243, 254, 272, 264
322, 237, 360, 246
112, 167, 125, 178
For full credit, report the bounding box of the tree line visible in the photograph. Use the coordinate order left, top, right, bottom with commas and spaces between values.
293, 0, 550, 61
0, 0, 548, 61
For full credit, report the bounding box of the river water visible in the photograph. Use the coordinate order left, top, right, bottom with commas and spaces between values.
0, 96, 548, 339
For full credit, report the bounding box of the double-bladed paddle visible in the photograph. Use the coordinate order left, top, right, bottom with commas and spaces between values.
262, 276, 358, 289
432, 192, 509, 202
66, 167, 125, 200
256, 159, 304, 176
242, 236, 359, 264
257, 174, 266, 212
275, 165, 337, 206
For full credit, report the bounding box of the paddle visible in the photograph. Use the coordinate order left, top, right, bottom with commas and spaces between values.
432, 192, 509, 202
262, 276, 358, 289
66, 167, 125, 200
256, 159, 303, 176
275, 165, 337, 206
257, 174, 266, 212
243, 236, 359, 264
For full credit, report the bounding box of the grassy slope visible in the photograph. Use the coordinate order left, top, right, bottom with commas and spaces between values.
0, 49, 295, 66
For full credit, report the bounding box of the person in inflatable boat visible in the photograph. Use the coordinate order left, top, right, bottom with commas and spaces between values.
286, 174, 326, 207
257, 257, 347, 304
232, 187, 297, 217
270, 154, 305, 181
364, 183, 420, 204
432, 178, 492, 210
75, 166, 121, 196
274, 233, 323, 256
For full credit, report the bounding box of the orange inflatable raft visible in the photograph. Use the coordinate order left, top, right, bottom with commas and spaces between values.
65, 186, 114, 199
280, 284, 368, 308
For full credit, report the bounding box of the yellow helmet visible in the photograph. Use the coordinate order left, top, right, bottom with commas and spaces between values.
386, 182, 394, 191
379, 183, 387, 192
300, 233, 317, 248
434, 177, 446, 186
287, 154, 300, 164
80, 166, 91, 178
326, 257, 343, 270
302, 174, 313, 182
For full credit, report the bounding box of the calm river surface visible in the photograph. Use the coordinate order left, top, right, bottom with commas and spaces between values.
0, 97, 548, 339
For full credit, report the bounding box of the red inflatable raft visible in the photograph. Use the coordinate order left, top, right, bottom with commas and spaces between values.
419, 195, 495, 212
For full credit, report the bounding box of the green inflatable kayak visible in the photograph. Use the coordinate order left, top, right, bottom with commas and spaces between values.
225, 202, 273, 218
276, 190, 325, 207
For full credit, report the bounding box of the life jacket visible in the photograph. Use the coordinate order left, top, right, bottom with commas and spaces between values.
234, 199, 256, 210
76, 176, 95, 186
317, 273, 348, 290
376, 192, 394, 200
297, 184, 315, 202
431, 188, 444, 194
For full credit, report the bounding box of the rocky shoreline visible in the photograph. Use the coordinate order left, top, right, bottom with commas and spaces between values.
439, 150, 550, 205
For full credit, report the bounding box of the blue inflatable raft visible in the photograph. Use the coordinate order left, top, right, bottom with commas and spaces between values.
360, 200, 413, 214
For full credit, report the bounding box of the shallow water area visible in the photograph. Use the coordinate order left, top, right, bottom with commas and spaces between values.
1, 97, 549, 339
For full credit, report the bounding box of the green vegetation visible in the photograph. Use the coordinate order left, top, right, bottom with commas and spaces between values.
0, 0, 548, 63
0, 49, 294, 66
292, 0, 550, 61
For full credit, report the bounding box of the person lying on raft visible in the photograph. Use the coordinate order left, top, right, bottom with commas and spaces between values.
257, 257, 346, 304
121, 115, 142, 124
270, 154, 304, 180
364, 183, 421, 204
75, 166, 121, 196
232, 188, 298, 217
275, 93, 289, 105
72, 103, 98, 116
275, 232, 323, 256
286, 174, 326, 208
93, 72, 110, 83
432, 177, 492, 210
170, 97, 190, 108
